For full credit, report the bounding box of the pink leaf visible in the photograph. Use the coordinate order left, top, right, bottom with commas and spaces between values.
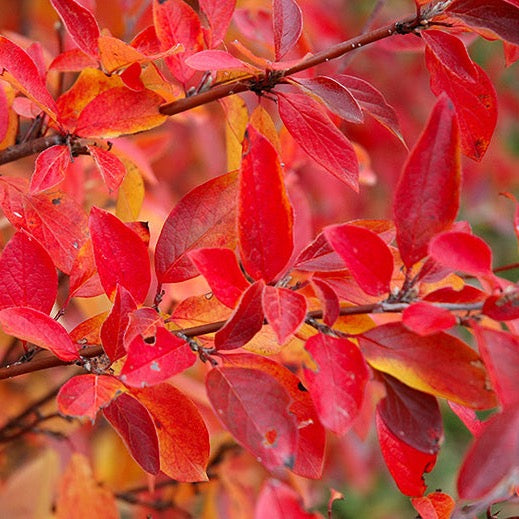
185, 50, 251, 71
428, 231, 493, 277
324, 224, 393, 296
277, 92, 359, 191
394, 95, 460, 268
0, 306, 79, 361
30, 145, 70, 194
273, 0, 303, 60
87, 146, 126, 192
262, 285, 307, 344
238, 125, 294, 283
0, 230, 57, 314
50, 0, 100, 58
57, 374, 125, 421
304, 334, 369, 435
402, 302, 457, 336
89, 207, 151, 303
188, 248, 249, 308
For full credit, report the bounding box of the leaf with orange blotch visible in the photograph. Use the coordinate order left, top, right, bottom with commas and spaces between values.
0, 36, 58, 121
304, 334, 369, 435
310, 278, 340, 326
277, 92, 359, 191
75, 87, 166, 138
29, 145, 70, 194
153, 0, 204, 84
255, 479, 321, 519
457, 407, 519, 500
89, 207, 151, 304
411, 492, 455, 519
262, 286, 307, 344
238, 125, 294, 282
170, 293, 231, 330
221, 353, 325, 479
120, 328, 195, 387
155, 170, 238, 284
425, 39, 497, 161
402, 302, 457, 336
428, 231, 493, 277
291, 76, 364, 123
359, 322, 496, 409
215, 281, 265, 350
474, 326, 519, 408
0, 230, 57, 314
69, 312, 108, 346
376, 411, 436, 497
188, 248, 249, 308
57, 374, 126, 421
273, 0, 303, 60
207, 366, 298, 472
100, 285, 138, 362
0, 307, 79, 361
87, 146, 126, 192
55, 453, 118, 519
199, 0, 236, 47
445, 0, 519, 46
50, 0, 100, 59
324, 224, 393, 296
103, 392, 161, 475
393, 95, 460, 268
131, 384, 210, 482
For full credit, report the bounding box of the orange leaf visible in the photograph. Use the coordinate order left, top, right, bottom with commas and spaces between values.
411, 492, 455, 519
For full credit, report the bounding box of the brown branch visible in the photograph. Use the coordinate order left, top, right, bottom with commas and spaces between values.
0, 134, 67, 165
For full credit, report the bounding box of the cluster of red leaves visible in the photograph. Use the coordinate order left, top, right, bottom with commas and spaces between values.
0, 0, 518, 517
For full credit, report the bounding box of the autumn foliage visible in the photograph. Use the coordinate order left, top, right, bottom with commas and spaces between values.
0, 0, 518, 517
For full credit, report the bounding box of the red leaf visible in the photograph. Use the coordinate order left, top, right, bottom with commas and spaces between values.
457, 407, 519, 499
199, 0, 236, 47
402, 302, 457, 336
273, 0, 303, 60
57, 374, 125, 421
292, 76, 364, 122
238, 125, 294, 282
120, 328, 195, 388
425, 41, 497, 160
304, 334, 369, 435
221, 353, 325, 479
474, 326, 519, 408
89, 207, 151, 303
0, 230, 57, 313
0, 36, 58, 120
428, 231, 493, 277
103, 393, 160, 475
294, 232, 345, 272
376, 411, 437, 497
411, 492, 455, 519
421, 30, 478, 82
483, 290, 519, 321
262, 286, 307, 344
393, 95, 460, 268
378, 374, 443, 454
87, 146, 126, 192
215, 280, 265, 350
188, 248, 249, 308
324, 224, 393, 296
50, 0, 100, 58
185, 50, 251, 71
277, 92, 359, 191
75, 87, 167, 138
132, 384, 210, 481
68, 239, 103, 299
445, 0, 519, 46
0, 86, 8, 142
207, 366, 298, 472
255, 479, 321, 519
359, 322, 496, 409
155, 170, 238, 284
310, 278, 340, 326
30, 146, 70, 194
124, 307, 162, 345
329, 74, 404, 144
448, 401, 485, 436
100, 285, 138, 362
0, 307, 79, 361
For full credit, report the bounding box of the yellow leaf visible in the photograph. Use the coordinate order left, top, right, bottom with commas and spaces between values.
250, 104, 281, 154
220, 95, 249, 170
115, 161, 144, 221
